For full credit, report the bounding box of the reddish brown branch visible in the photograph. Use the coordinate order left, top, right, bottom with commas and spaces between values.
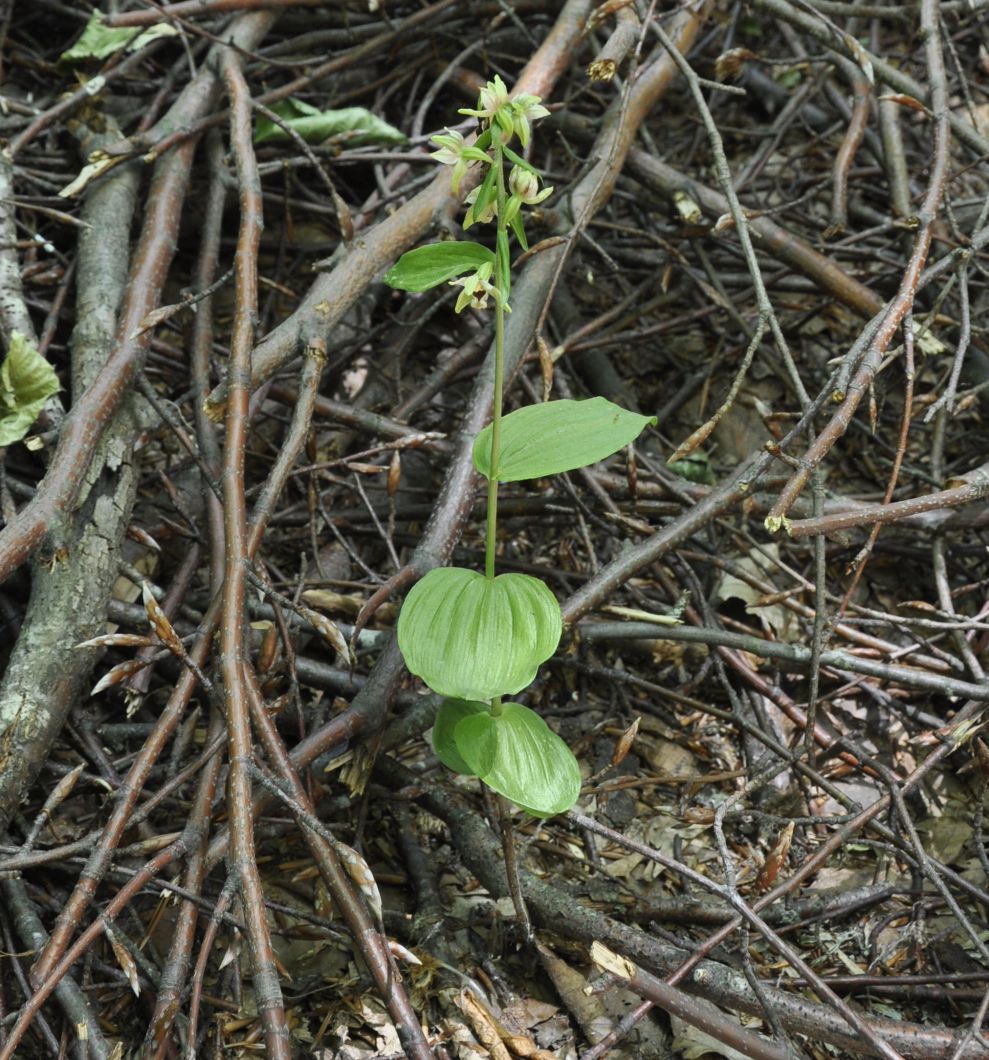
242, 672, 436, 1059
827, 57, 872, 237
0, 841, 188, 1059
787, 467, 989, 539
217, 47, 291, 1059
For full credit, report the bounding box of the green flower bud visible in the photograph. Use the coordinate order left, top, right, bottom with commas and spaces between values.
508, 165, 553, 206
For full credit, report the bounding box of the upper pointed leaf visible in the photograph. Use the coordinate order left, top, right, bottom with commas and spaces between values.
397, 567, 561, 701
456, 703, 581, 816
384, 242, 494, 292
473, 398, 655, 482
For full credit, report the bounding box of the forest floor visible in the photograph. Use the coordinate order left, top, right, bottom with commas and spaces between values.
1, 0, 989, 1057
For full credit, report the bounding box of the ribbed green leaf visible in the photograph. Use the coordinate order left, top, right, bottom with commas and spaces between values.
473, 398, 655, 481
384, 242, 494, 292
456, 703, 581, 816
397, 567, 561, 701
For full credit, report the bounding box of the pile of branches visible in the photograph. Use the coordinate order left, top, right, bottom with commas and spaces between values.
0, 0, 988, 1056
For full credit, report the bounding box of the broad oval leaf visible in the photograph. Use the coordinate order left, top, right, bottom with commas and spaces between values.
473, 398, 655, 482
384, 242, 494, 293
433, 699, 490, 775
397, 567, 561, 701
456, 703, 581, 816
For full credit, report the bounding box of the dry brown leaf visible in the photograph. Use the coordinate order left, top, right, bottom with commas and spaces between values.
536, 943, 612, 1045
455, 991, 513, 1060
611, 717, 640, 768
301, 589, 363, 616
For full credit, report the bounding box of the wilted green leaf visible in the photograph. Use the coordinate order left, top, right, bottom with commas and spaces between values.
916, 815, 972, 866
456, 703, 581, 815
397, 567, 561, 701
433, 699, 490, 775
383, 242, 494, 292
668, 449, 716, 485
0, 333, 59, 446
473, 398, 655, 482
61, 11, 178, 63
254, 98, 406, 147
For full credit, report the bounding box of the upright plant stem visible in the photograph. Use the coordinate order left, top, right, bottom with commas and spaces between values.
486, 130, 509, 720
484, 297, 503, 583
485, 129, 508, 584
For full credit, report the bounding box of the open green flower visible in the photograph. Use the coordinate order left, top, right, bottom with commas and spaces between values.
449, 261, 499, 312
510, 93, 550, 148
460, 74, 511, 127
458, 77, 550, 147
431, 128, 492, 194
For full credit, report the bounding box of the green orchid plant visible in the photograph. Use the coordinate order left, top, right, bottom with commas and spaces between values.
384, 76, 654, 816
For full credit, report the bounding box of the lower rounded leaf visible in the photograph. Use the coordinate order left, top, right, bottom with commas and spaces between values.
397, 567, 562, 701
433, 699, 490, 775
455, 702, 581, 816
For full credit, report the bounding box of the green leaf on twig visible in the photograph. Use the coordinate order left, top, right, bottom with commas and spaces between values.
669, 450, 716, 485
61, 11, 177, 63
254, 99, 406, 146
